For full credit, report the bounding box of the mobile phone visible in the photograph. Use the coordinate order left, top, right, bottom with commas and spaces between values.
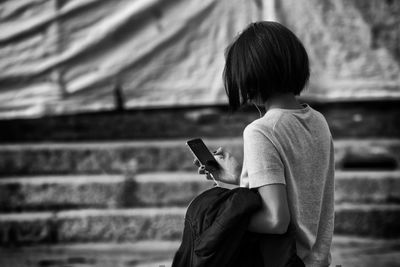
186, 138, 218, 167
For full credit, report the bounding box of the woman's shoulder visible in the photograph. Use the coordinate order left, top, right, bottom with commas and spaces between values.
244, 106, 319, 139
248, 109, 288, 129
243, 111, 285, 138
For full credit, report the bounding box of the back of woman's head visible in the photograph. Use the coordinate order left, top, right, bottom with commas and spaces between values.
223, 21, 310, 111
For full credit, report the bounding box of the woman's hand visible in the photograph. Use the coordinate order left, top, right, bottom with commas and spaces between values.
194, 147, 241, 185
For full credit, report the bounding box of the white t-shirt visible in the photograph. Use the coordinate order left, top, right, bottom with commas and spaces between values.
240, 103, 335, 267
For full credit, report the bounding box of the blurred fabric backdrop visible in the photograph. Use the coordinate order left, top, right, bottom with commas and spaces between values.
0, 0, 399, 118
0, 0, 399, 267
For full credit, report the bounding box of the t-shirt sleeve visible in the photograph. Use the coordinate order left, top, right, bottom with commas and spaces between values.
243, 124, 286, 188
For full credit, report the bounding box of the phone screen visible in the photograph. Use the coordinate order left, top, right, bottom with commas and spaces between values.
186, 138, 218, 166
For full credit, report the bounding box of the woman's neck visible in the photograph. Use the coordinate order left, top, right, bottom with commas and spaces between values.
264, 93, 303, 112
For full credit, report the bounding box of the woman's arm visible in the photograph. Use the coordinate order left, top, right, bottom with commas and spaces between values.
248, 184, 290, 234
194, 142, 291, 234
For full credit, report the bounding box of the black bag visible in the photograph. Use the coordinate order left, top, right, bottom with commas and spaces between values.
172, 186, 305, 267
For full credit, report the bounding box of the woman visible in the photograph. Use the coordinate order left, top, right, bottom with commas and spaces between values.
196, 21, 335, 267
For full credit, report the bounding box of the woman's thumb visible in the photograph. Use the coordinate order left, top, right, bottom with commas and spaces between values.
214, 147, 223, 155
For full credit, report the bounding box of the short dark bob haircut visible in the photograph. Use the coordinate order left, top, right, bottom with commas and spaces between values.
223, 21, 310, 111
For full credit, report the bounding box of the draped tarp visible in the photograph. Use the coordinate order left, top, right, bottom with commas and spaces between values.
0, 0, 399, 119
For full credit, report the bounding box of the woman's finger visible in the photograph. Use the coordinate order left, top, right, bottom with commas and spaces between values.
213, 147, 224, 155
193, 158, 201, 167
198, 166, 205, 174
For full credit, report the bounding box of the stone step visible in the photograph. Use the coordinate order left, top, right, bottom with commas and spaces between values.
0, 139, 399, 175
0, 241, 178, 267
334, 171, 400, 204
0, 100, 399, 143
2, 236, 400, 267
0, 208, 186, 246
0, 171, 399, 212
330, 235, 400, 267
0, 173, 214, 211
334, 203, 400, 238
0, 204, 400, 245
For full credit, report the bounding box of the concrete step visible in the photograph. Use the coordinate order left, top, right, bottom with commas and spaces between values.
330, 235, 400, 267
2, 236, 400, 267
0, 173, 214, 211
1, 101, 399, 143
0, 171, 399, 212
334, 203, 400, 238
0, 204, 400, 245
0, 139, 399, 175
0, 208, 185, 246
334, 171, 400, 204
0, 241, 178, 267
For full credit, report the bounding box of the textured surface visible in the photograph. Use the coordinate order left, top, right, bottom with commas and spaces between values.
0, 241, 177, 267
0, 0, 399, 119
0, 171, 399, 211
334, 203, 400, 238
279, 0, 400, 99
1, 101, 400, 143
0, 0, 263, 118
1, 137, 399, 248
0, 139, 399, 175
0, 173, 213, 211
1, 204, 400, 246
1, 237, 400, 267
0, 208, 185, 245
335, 171, 400, 204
